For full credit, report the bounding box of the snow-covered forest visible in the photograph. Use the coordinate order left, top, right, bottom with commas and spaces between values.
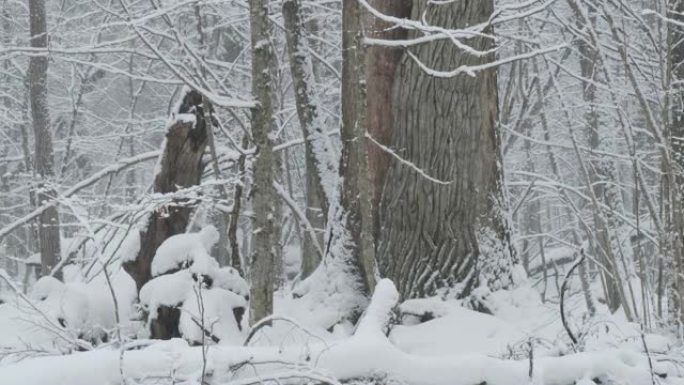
1, 0, 683, 383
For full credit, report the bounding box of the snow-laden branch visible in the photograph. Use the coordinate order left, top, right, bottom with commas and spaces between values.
365, 132, 450, 185
360, 0, 558, 50
0, 151, 160, 243
354, 279, 398, 336
116, 0, 254, 109
407, 44, 567, 78
357, 0, 493, 52
273, 181, 325, 260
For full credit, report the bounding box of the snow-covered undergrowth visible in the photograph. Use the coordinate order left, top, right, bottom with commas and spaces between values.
0, 241, 682, 385
0, 267, 138, 353
0, 277, 681, 385
139, 225, 249, 345
0, 226, 249, 353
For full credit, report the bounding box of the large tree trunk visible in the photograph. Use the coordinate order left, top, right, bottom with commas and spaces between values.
123, 90, 210, 292
365, 0, 411, 236
248, 0, 277, 324
28, 0, 62, 279
376, 0, 515, 300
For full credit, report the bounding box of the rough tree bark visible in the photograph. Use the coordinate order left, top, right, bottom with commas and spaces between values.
301, 147, 326, 278
365, 0, 411, 236
28, 0, 62, 279
123, 90, 210, 292
340, 0, 378, 296
248, 0, 277, 324
282, 0, 338, 278
376, 0, 515, 300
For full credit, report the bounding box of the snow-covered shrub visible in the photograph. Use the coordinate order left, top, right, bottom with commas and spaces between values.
140, 225, 248, 345
29, 270, 137, 343
150, 225, 219, 276
179, 287, 246, 345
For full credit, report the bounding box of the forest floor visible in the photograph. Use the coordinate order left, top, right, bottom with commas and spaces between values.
0, 252, 682, 385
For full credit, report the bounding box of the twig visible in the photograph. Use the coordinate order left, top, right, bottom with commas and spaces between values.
560, 251, 585, 347
215, 370, 343, 385
188, 316, 221, 345
244, 315, 327, 347
102, 263, 127, 385
196, 276, 209, 385
528, 339, 534, 383
641, 328, 656, 385
0, 151, 160, 243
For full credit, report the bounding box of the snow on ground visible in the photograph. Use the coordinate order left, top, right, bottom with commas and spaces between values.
390, 302, 527, 357
0, 300, 71, 355
0, 244, 682, 385
0, 336, 675, 385
0, 278, 680, 385
0, 269, 138, 357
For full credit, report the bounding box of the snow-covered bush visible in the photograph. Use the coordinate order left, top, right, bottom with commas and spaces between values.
150, 225, 220, 276
139, 225, 248, 345
29, 270, 137, 343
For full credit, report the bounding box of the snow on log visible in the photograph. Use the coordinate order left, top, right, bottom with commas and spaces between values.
354, 278, 398, 337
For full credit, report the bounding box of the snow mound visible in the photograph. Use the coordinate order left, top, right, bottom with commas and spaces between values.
212, 266, 249, 299
26, 271, 138, 341
390, 302, 527, 357
140, 270, 193, 313
29, 275, 64, 301
150, 225, 219, 276
179, 288, 246, 345
356, 278, 397, 337
86, 269, 138, 332
0, 279, 680, 385
399, 296, 451, 325
140, 225, 248, 345
141, 271, 247, 345
290, 229, 369, 330
0, 301, 70, 356
29, 278, 90, 334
